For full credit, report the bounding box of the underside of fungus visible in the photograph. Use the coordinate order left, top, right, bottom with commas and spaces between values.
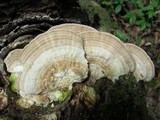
4, 23, 155, 107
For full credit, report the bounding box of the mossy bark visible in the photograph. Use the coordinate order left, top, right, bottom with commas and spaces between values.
61, 74, 153, 120
78, 0, 112, 32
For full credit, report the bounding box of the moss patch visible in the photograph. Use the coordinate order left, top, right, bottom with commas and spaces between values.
78, 0, 112, 32
92, 73, 154, 120
8, 73, 19, 93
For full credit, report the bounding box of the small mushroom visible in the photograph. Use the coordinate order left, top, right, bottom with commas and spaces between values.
4, 49, 23, 73
125, 43, 155, 81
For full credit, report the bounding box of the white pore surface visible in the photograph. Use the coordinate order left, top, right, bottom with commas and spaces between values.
19, 45, 88, 95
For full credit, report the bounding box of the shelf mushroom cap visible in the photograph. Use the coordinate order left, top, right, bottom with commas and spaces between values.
80, 31, 136, 82
125, 43, 155, 82
4, 29, 88, 105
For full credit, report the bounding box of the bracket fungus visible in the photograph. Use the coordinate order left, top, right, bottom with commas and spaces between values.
80, 31, 136, 82
125, 43, 155, 82
4, 23, 155, 107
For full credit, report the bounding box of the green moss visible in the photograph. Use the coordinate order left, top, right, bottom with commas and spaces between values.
8, 73, 19, 93
86, 86, 97, 100
58, 90, 71, 102
10, 84, 18, 93
93, 73, 154, 120
49, 90, 71, 102
78, 0, 112, 32
9, 73, 19, 83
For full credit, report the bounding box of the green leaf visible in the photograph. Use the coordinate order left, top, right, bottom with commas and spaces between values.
146, 22, 151, 27
114, 30, 129, 42
140, 23, 147, 30
135, 19, 145, 25
147, 11, 156, 19
147, 80, 160, 89
135, 19, 150, 30
143, 5, 154, 11
136, 9, 144, 17
130, 0, 136, 3
112, 0, 118, 4
101, 1, 112, 6
150, 1, 158, 8
124, 11, 134, 19
136, 1, 144, 8
115, 5, 122, 13
135, 37, 141, 46
119, 0, 124, 4
129, 16, 136, 24
135, 19, 148, 30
